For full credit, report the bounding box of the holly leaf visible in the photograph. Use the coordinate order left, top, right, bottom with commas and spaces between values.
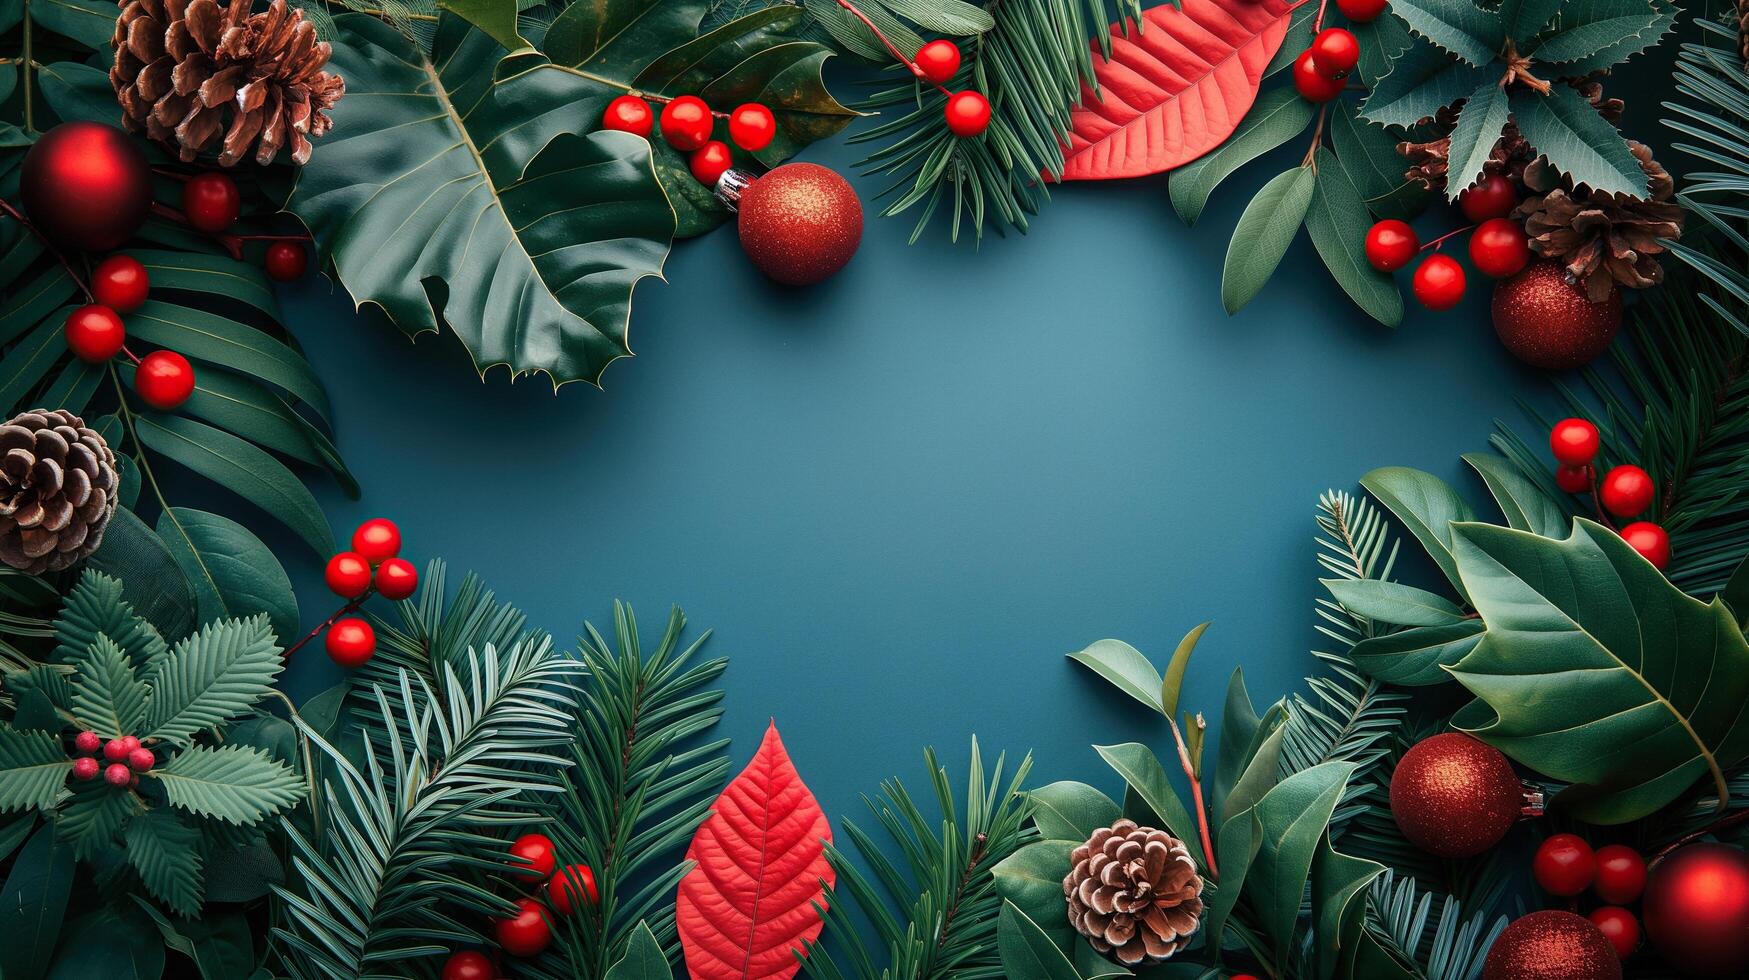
143, 614, 282, 747
70, 634, 149, 739
1529, 0, 1663, 64
1305, 147, 1403, 327
1169, 89, 1315, 226
1353, 12, 1416, 87
1386, 0, 1504, 65
1223, 167, 1316, 314
0, 725, 72, 814
126, 807, 204, 918
154, 744, 303, 826
1555, 0, 1677, 75
1497, 0, 1562, 41
1445, 79, 1511, 197
1360, 39, 1488, 128
1510, 87, 1647, 197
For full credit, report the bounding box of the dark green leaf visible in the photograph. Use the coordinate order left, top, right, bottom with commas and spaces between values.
1305, 148, 1403, 327
991, 840, 1076, 948
1350, 620, 1485, 685
1203, 809, 1260, 954
132, 902, 256, 980
155, 507, 299, 642
1386, 0, 1504, 64
46, 905, 164, 980
605, 921, 673, 980
0, 824, 75, 980
1094, 743, 1205, 870
1463, 452, 1568, 536
545, 0, 711, 78
29, 0, 116, 48
1557, 0, 1675, 74
1245, 762, 1356, 972
438, 0, 530, 51
1498, 0, 1561, 40
1321, 579, 1467, 626
1328, 100, 1427, 221
1530, 0, 1662, 64
1444, 79, 1510, 197
1310, 835, 1385, 980
1360, 466, 1478, 598
1223, 167, 1315, 314
1028, 781, 1120, 842
122, 300, 332, 422
1169, 90, 1314, 226
1354, 13, 1416, 87
1510, 87, 1647, 197
1360, 41, 1488, 128
997, 900, 1082, 980
33, 61, 122, 128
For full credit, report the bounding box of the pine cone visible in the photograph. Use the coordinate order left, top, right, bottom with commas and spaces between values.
111, 0, 345, 166
1515, 141, 1683, 302
1063, 819, 1204, 965
0, 410, 119, 575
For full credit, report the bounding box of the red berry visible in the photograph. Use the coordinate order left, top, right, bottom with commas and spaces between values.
1555, 463, 1594, 494
119, 735, 140, 753
1620, 521, 1671, 569
1310, 28, 1360, 76
442, 951, 496, 980
1335, 0, 1388, 21
1533, 833, 1597, 897
105, 762, 132, 786
1365, 219, 1419, 272
1468, 217, 1529, 278
71, 757, 100, 781
1594, 844, 1648, 904
92, 255, 149, 313
1458, 173, 1517, 222
74, 730, 102, 755
689, 141, 734, 187
1600, 465, 1655, 517
135, 350, 196, 410
659, 96, 714, 152
944, 91, 991, 138
493, 896, 552, 958
914, 40, 962, 85
602, 95, 655, 138
264, 241, 308, 282
183, 172, 240, 233
352, 518, 401, 564
1550, 418, 1601, 466
1589, 906, 1640, 959
1292, 50, 1345, 102
728, 103, 777, 152
508, 833, 557, 881
325, 617, 376, 669
103, 737, 130, 762
128, 747, 154, 772
547, 863, 598, 916
375, 557, 419, 601
1412, 253, 1466, 310
64, 305, 126, 363
324, 551, 373, 598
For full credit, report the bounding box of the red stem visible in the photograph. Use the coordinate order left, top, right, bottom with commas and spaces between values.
1312, 0, 1330, 32
1652, 808, 1749, 865
282, 596, 367, 662
150, 201, 309, 261
834, 0, 953, 96
1420, 223, 1476, 252
121, 346, 142, 366
0, 198, 95, 302
1588, 470, 1619, 531
1167, 714, 1218, 882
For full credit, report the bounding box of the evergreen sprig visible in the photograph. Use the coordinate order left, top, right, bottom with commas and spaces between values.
1663, 16, 1749, 334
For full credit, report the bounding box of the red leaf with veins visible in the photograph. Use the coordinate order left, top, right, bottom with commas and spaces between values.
678, 721, 833, 980
1057, 0, 1303, 180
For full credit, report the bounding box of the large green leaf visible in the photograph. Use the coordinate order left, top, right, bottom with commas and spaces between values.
1305, 148, 1403, 327
1385, 0, 1503, 64
1223, 167, 1316, 314
1444, 79, 1510, 197
70, 634, 149, 739
1360, 466, 1478, 599
46, 905, 164, 980
1510, 87, 1647, 198
1244, 761, 1356, 973
1328, 100, 1426, 221
1094, 743, 1206, 871
991, 839, 1077, 948
0, 824, 75, 980
1321, 579, 1467, 626
439, 0, 531, 51
156, 508, 299, 642
1309, 835, 1386, 980
1067, 638, 1163, 714
1448, 520, 1749, 823
154, 744, 303, 825
125, 807, 204, 917
1169, 89, 1315, 226
997, 900, 1082, 980
288, 14, 674, 387
143, 614, 282, 747
0, 724, 71, 813
1529, 0, 1663, 64
1027, 781, 1120, 842
1360, 40, 1489, 128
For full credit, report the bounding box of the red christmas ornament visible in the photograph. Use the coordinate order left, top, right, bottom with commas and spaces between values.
352, 518, 402, 564
1292, 50, 1344, 102
1599, 465, 1654, 517
127, 747, 155, 772
1460, 173, 1518, 222
325, 617, 376, 669
689, 141, 734, 187
547, 863, 598, 916
74, 731, 102, 755
1390, 733, 1533, 858
1469, 218, 1529, 278
728, 103, 776, 152
1492, 260, 1621, 369
1555, 464, 1594, 494
442, 951, 496, 980
1365, 219, 1418, 272
264, 242, 307, 282
1587, 907, 1639, 959
135, 350, 196, 409
1549, 418, 1600, 466
105, 762, 133, 786
493, 897, 552, 958
1483, 911, 1621, 980
1413, 253, 1466, 310
659, 95, 714, 152
104, 737, 130, 762
20, 122, 153, 252
64, 305, 127, 363
737, 163, 863, 286
1619, 522, 1671, 570
92, 255, 150, 313
1533, 834, 1596, 896
508, 833, 557, 881
71, 757, 100, 781
182, 173, 241, 234
374, 557, 419, 601
603, 95, 655, 138
324, 551, 373, 598
914, 40, 962, 84
1335, 0, 1388, 22
1594, 845, 1647, 904
1643, 843, 1749, 977
1310, 28, 1360, 76
944, 90, 992, 137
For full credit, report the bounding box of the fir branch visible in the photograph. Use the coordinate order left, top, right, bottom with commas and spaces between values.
1362, 868, 1507, 980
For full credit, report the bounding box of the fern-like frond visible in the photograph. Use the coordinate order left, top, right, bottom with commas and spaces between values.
1362, 869, 1507, 980
1664, 17, 1749, 332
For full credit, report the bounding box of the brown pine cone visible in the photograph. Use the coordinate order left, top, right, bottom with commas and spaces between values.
111, 0, 345, 166
1515, 141, 1683, 302
0, 410, 119, 575
1063, 818, 1204, 965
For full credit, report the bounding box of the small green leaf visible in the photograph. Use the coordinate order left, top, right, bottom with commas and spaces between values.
1510, 87, 1647, 197
1387, 0, 1504, 65
1246, 762, 1357, 973
1219, 714, 1287, 825
55, 780, 139, 860
1223, 167, 1316, 314
1068, 639, 1163, 714
997, 900, 1082, 980
991, 840, 1076, 947
1444, 80, 1510, 197
155, 744, 303, 825
605, 921, 673, 980
144, 615, 283, 747
1093, 743, 1205, 871
1321, 579, 1467, 626
1306, 148, 1403, 327
1169, 90, 1314, 226
1028, 781, 1120, 842
1203, 809, 1261, 952
70, 635, 149, 739
1360, 466, 1479, 599
0, 725, 72, 814
1328, 100, 1427, 221
126, 807, 204, 917
1161, 622, 1209, 722
1463, 452, 1570, 536
1310, 835, 1386, 980
1350, 620, 1486, 685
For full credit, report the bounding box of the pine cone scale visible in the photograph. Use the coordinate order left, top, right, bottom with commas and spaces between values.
1064, 819, 1205, 966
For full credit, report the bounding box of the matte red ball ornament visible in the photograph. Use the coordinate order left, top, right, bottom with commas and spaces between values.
737, 163, 863, 286
442, 951, 496, 980
1335, 0, 1388, 22
1460, 173, 1518, 222
65, 305, 126, 363
74, 731, 102, 755
325, 617, 376, 669
1588, 907, 1639, 959
135, 350, 196, 409
1390, 733, 1530, 858
72, 757, 100, 781
1492, 260, 1621, 369
547, 863, 598, 916
182, 172, 241, 233
659, 95, 714, 151
1533, 834, 1596, 896
105, 762, 133, 786
374, 557, 419, 601
1600, 465, 1654, 517
352, 518, 402, 564
1550, 418, 1600, 466
1310, 28, 1360, 76
264, 242, 307, 282
1643, 843, 1749, 977
944, 90, 991, 137
1619, 521, 1670, 570
1365, 219, 1418, 272
1484, 911, 1621, 980
728, 103, 776, 151
508, 833, 557, 881
1469, 218, 1529, 278
92, 256, 150, 312
325, 551, 373, 598
1292, 50, 1344, 102
1594, 845, 1647, 904
914, 40, 962, 84
494, 897, 552, 958
1413, 253, 1466, 310
1555, 464, 1593, 494
689, 141, 734, 186
603, 95, 655, 138
20, 122, 153, 252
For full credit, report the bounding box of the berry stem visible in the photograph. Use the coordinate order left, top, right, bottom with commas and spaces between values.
1302, 105, 1327, 169
1166, 713, 1219, 882
1650, 808, 1749, 866
1588, 472, 1619, 531
1311, 0, 1330, 32
148, 202, 310, 260
0, 197, 95, 302
121, 346, 142, 366
833, 0, 953, 96
1419, 224, 1476, 252
281, 595, 369, 663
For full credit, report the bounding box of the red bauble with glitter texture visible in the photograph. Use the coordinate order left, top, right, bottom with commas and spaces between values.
1556, 464, 1593, 493
1588, 907, 1639, 959
1492, 260, 1621, 369
494, 896, 552, 957
1484, 911, 1621, 980
603, 95, 654, 138
1460, 174, 1518, 222
1365, 219, 1418, 272
265, 242, 307, 282
325, 551, 373, 598
1390, 733, 1530, 858
1619, 521, 1670, 569
325, 617, 376, 669
21, 122, 153, 252
1310, 29, 1359, 75
659, 96, 714, 151
374, 557, 419, 600
689, 141, 734, 186
944, 90, 991, 137
352, 518, 401, 564
1533, 834, 1596, 896
1413, 253, 1466, 310
1594, 845, 1647, 904
183, 173, 241, 233
737, 163, 863, 286
1599, 465, 1654, 517
442, 951, 496, 980
547, 864, 598, 916
1469, 218, 1530, 278
914, 40, 962, 84
65, 305, 126, 363
92, 256, 150, 313
1550, 418, 1600, 466
135, 350, 195, 409
1643, 843, 1749, 977
1335, 0, 1388, 22
1292, 50, 1344, 102
728, 103, 776, 151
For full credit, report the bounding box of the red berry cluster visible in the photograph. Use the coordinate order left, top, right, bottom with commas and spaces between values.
316, 518, 417, 669
439, 833, 599, 969
65, 255, 197, 410
68, 730, 153, 789
1364, 175, 1530, 311
182, 172, 309, 282
600, 93, 778, 188
1292, 28, 1359, 103
1533, 834, 1648, 960
1547, 418, 1669, 568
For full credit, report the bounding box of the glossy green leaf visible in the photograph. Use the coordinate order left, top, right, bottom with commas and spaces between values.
1161, 622, 1208, 721
1511, 86, 1647, 197
1360, 466, 1478, 599
122, 300, 331, 422
1218, 711, 1286, 825
1169, 90, 1314, 226
0, 823, 74, 980
156, 507, 299, 642
1094, 743, 1205, 870
1444, 79, 1510, 197
1350, 620, 1485, 685
605, 921, 673, 980
1245, 761, 1356, 973
1203, 809, 1260, 954
1361, 41, 1488, 128
1353, 12, 1416, 87
1386, 0, 1503, 65
1321, 578, 1467, 626
997, 900, 1082, 980
1213, 668, 1262, 817
1328, 100, 1426, 221
32, 61, 122, 128
991, 839, 1076, 947
1449, 519, 1749, 822
439, 0, 530, 51
28, 0, 116, 49
1463, 452, 1569, 536
1028, 781, 1120, 842
131, 249, 280, 321
1305, 148, 1403, 327
1529, 0, 1662, 64
1069, 639, 1163, 714
1310, 834, 1385, 979
1223, 167, 1315, 314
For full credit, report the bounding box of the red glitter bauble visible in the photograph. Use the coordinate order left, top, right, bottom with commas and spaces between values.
1389, 733, 1526, 858
20, 122, 153, 252
1642, 843, 1749, 977
736, 163, 862, 286
1483, 911, 1621, 980
1492, 260, 1622, 369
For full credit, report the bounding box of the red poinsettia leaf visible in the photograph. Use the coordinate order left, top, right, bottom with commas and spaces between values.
1057, 0, 1303, 181
678, 721, 834, 980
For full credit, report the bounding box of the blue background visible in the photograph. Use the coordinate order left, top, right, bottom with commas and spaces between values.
269, 130, 1551, 852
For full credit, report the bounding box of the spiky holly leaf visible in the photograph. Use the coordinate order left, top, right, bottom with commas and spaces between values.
0, 724, 70, 813
1557, 0, 1676, 74
57, 778, 141, 860
53, 571, 168, 671
1360, 39, 1489, 128
1445, 79, 1511, 196
155, 744, 303, 826
1530, 0, 1664, 64
1386, 0, 1503, 65
1498, 0, 1562, 39
143, 615, 281, 747
126, 807, 204, 917
1510, 86, 1647, 197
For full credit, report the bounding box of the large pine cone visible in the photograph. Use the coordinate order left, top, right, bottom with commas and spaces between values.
111, 0, 344, 166
1515, 141, 1683, 302
0, 410, 119, 574
1063, 819, 1205, 965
